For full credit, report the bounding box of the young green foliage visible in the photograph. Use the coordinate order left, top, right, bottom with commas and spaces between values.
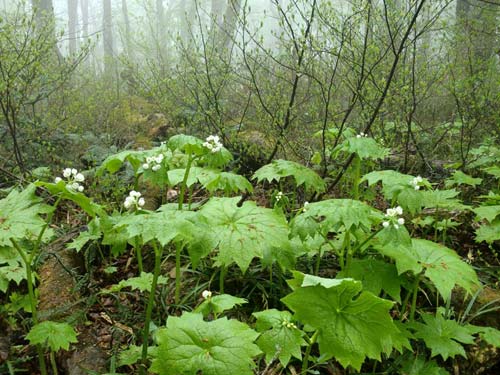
151, 313, 261, 375
26, 321, 78, 352
253, 159, 326, 193
253, 309, 306, 367
408, 313, 475, 360
374, 239, 478, 301
197, 197, 290, 271
282, 273, 404, 371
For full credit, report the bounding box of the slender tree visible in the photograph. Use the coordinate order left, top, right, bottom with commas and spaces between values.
219, 0, 242, 49
68, 0, 78, 55
103, 0, 114, 75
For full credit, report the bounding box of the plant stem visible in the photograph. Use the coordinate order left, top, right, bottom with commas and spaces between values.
175, 241, 182, 305
301, 330, 319, 375
314, 252, 321, 275
410, 274, 421, 322
178, 153, 193, 210
219, 267, 226, 294
352, 154, 361, 200
135, 238, 143, 274
49, 351, 58, 375
140, 242, 163, 374
11, 239, 48, 375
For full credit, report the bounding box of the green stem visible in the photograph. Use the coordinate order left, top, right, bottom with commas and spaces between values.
352, 154, 361, 200
314, 252, 321, 276
344, 231, 352, 275
175, 242, 182, 305
302, 330, 319, 375
49, 351, 58, 375
140, 242, 163, 374
135, 238, 143, 274
11, 242, 47, 375
219, 267, 226, 294
178, 153, 194, 210
410, 274, 421, 322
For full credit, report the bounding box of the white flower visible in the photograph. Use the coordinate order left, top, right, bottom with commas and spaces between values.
303, 201, 309, 212
410, 176, 423, 190
124, 191, 145, 210
383, 206, 405, 229
202, 290, 212, 299
275, 191, 284, 202
143, 154, 164, 172
56, 168, 85, 193
203, 135, 223, 153
356, 132, 368, 138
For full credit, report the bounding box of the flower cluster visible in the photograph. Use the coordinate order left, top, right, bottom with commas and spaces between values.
275, 191, 284, 202
123, 190, 145, 210
203, 135, 223, 153
303, 201, 310, 212
143, 154, 164, 172
356, 132, 368, 138
54, 168, 85, 192
202, 290, 212, 299
382, 206, 405, 229
281, 319, 297, 329
409, 175, 423, 190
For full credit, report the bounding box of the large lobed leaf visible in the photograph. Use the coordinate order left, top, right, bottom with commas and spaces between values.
291, 199, 381, 239
253, 159, 325, 193
282, 273, 404, 371
253, 309, 306, 367
198, 197, 289, 272
374, 239, 478, 301
151, 312, 261, 375
0, 184, 53, 247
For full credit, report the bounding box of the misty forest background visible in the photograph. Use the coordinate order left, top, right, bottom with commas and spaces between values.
1, 0, 499, 178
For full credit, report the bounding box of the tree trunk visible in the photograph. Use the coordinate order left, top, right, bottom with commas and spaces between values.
122, 0, 132, 59
103, 0, 114, 75
31, 0, 62, 59
211, 0, 225, 29
80, 0, 88, 38
156, 0, 167, 61
219, 0, 242, 50
68, 0, 78, 55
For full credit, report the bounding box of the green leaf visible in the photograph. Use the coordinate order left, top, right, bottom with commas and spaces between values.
194, 294, 247, 316
483, 166, 500, 179
97, 149, 148, 175
475, 220, 500, 244
409, 313, 474, 360
362, 170, 429, 214
0, 184, 53, 247
36, 181, 105, 217
422, 189, 468, 211
473, 205, 500, 223
198, 197, 289, 272
106, 272, 168, 293
26, 321, 78, 351
399, 354, 450, 375
374, 239, 478, 300
118, 345, 142, 366
445, 170, 482, 188
337, 136, 389, 160
151, 313, 261, 375
282, 274, 401, 371
253, 159, 325, 193
465, 325, 500, 347
291, 199, 381, 239
253, 309, 306, 366
337, 258, 402, 302
167, 167, 252, 194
